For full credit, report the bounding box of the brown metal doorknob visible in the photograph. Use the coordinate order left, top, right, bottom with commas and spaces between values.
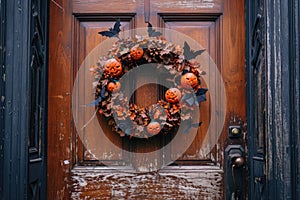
233, 157, 245, 168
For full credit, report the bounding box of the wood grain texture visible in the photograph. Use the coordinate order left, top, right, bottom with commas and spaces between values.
48, 0, 246, 198
265, 0, 299, 198
73, 0, 138, 13
73, 17, 133, 164
1, 0, 31, 199
246, 2, 267, 198
48, 0, 73, 199
152, 0, 223, 13
71, 166, 223, 199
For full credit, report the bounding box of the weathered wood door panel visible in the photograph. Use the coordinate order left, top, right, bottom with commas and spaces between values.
48, 0, 245, 199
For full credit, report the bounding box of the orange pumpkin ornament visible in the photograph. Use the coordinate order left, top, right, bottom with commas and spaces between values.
147, 121, 161, 135
104, 59, 123, 77
106, 81, 121, 93
165, 88, 181, 103
181, 73, 198, 89
130, 46, 144, 60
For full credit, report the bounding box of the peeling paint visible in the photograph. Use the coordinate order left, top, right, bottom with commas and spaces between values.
51, 0, 64, 12
64, 160, 70, 165
71, 167, 223, 199
51, 95, 64, 99
153, 0, 217, 9
73, 176, 88, 187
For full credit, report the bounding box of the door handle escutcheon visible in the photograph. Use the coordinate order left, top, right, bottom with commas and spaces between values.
225, 145, 246, 200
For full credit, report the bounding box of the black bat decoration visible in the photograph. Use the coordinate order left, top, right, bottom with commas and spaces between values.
183, 41, 206, 60
196, 88, 208, 103
98, 19, 121, 38
147, 22, 162, 37
88, 87, 107, 106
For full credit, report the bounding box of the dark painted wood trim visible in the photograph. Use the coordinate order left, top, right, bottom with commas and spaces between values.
0, 0, 6, 197
2, 0, 30, 199
264, 0, 300, 199
289, 0, 300, 198
27, 0, 49, 198
247, 0, 300, 199
0, 0, 49, 199
246, 0, 267, 198
265, 0, 291, 199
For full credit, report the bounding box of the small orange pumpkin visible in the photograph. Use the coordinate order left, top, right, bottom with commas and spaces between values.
147, 121, 161, 135
104, 59, 123, 77
165, 88, 181, 103
130, 46, 144, 60
181, 73, 198, 89
106, 81, 121, 93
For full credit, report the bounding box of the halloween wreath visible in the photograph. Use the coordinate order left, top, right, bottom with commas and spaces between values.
89, 20, 208, 139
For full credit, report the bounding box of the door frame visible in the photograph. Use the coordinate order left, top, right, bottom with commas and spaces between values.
0, 0, 300, 199
0, 0, 49, 199
48, 0, 246, 198
246, 0, 300, 199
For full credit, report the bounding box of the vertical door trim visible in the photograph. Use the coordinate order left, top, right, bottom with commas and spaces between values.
2, 0, 30, 199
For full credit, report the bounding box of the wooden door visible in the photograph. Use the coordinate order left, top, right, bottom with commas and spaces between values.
48, 0, 245, 199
